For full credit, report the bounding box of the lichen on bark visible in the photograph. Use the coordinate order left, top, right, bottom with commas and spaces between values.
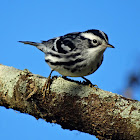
0, 64, 140, 140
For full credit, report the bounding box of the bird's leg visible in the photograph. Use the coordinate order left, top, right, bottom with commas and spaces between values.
62, 76, 67, 79
81, 76, 92, 85
62, 76, 70, 81
81, 76, 98, 88
42, 70, 54, 98
62, 76, 79, 83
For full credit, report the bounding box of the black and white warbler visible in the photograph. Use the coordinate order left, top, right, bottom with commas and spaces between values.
19, 29, 114, 84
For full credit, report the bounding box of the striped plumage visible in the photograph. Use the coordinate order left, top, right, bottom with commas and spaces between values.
19, 29, 114, 82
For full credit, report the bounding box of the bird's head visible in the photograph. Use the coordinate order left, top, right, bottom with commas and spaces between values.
81, 29, 114, 52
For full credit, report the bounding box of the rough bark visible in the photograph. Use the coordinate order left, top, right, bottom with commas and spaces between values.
0, 64, 140, 140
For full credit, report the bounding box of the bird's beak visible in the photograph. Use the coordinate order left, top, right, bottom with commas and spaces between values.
107, 44, 115, 48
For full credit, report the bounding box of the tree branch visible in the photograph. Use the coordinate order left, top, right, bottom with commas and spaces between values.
0, 64, 140, 140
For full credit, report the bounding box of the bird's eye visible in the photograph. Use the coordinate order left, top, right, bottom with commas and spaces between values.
92, 39, 98, 44
91, 39, 99, 47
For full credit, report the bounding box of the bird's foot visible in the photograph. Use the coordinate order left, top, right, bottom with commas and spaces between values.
42, 75, 52, 98
42, 70, 54, 99
62, 76, 82, 84
81, 76, 98, 89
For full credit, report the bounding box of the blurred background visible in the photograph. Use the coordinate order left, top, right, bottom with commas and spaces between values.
0, 0, 140, 140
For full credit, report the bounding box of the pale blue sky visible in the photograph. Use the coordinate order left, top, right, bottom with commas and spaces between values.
0, 1, 140, 140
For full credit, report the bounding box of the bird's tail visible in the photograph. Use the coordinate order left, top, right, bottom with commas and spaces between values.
19, 41, 47, 53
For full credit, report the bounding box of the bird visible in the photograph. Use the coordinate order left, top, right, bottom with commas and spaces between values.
19, 29, 114, 86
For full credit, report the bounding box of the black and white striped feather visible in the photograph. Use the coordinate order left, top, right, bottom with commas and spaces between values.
19, 29, 114, 77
